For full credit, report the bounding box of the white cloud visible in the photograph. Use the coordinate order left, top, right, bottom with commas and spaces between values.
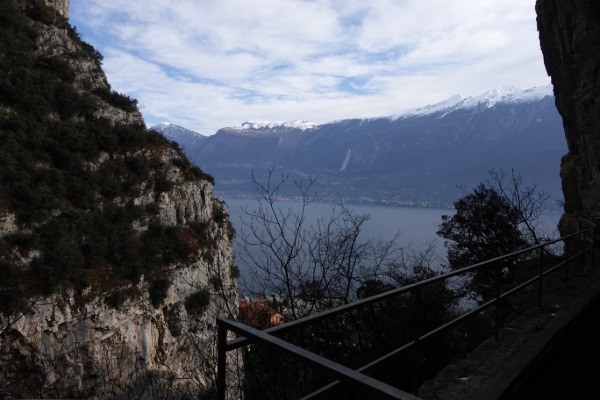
70, 0, 549, 135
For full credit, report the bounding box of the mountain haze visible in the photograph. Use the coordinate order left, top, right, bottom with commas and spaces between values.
154, 85, 566, 208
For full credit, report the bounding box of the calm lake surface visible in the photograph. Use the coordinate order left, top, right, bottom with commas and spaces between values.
222, 198, 563, 291
224, 197, 451, 244
224, 198, 453, 252
223, 198, 452, 290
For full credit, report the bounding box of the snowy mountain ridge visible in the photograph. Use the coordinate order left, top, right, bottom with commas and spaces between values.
394, 84, 553, 119
152, 122, 206, 138
156, 88, 564, 208
239, 120, 318, 131
225, 85, 554, 131
151, 122, 207, 152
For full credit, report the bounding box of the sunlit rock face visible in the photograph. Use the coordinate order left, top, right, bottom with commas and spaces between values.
0, 1, 240, 398
44, 0, 69, 18
0, 243, 237, 397
537, 0, 600, 234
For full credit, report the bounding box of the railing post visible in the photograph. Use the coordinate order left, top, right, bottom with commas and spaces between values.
412, 286, 422, 392
584, 220, 595, 268
592, 223, 596, 265
494, 261, 502, 340
579, 223, 585, 272
217, 319, 227, 400
538, 248, 544, 307
565, 235, 571, 288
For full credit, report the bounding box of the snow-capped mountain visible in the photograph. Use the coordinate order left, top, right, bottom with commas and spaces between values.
160, 85, 565, 208
464, 84, 553, 107
151, 122, 206, 151
394, 84, 554, 119
224, 85, 554, 130
239, 120, 318, 131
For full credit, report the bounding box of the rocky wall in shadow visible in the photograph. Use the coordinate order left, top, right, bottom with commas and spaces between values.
537, 0, 600, 234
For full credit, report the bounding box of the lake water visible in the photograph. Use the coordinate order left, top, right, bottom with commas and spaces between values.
223, 198, 454, 290
222, 198, 563, 290
224, 198, 452, 251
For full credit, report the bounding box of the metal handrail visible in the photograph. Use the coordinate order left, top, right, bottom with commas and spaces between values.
219, 317, 420, 400
217, 218, 596, 399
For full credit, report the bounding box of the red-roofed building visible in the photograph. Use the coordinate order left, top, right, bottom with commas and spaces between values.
238, 296, 284, 329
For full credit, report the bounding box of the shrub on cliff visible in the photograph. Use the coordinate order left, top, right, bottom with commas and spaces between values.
185, 288, 211, 314
0, 0, 218, 310
149, 278, 171, 308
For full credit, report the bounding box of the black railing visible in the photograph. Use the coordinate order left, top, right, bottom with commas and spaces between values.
217, 218, 596, 399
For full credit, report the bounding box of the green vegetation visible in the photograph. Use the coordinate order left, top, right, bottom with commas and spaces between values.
149, 278, 171, 308
213, 201, 235, 240
0, 0, 218, 313
105, 286, 142, 309
229, 263, 240, 280
1, 203, 199, 304
437, 183, 528, 299
161, 133, 215, 184
184, 288, 211, 314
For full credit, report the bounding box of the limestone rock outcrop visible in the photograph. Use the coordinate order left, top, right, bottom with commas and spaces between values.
536, 0, 600, 234
44, 0, 69, 18
0, 226, 237, 397
0, 1, 239, 398
33, 18, 144, 126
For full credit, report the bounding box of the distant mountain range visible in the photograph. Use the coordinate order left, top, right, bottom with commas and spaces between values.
152, 85, 567, 208
151, 122, 207, 151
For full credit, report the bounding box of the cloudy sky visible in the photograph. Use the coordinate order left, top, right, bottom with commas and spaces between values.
70, 0, 550, 135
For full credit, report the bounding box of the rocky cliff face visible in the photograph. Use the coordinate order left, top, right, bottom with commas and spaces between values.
536, 0, 600, 233
44, 0, 69, 18
0, 155, 239, 398
0, 1, 239, 398
0, 211, 237, 397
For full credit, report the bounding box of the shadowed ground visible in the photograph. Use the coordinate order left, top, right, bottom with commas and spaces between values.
418, 259, 600, 399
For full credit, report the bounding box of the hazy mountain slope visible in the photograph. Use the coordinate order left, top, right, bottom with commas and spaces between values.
171, 87, 565, 207
151, 122, 207, 151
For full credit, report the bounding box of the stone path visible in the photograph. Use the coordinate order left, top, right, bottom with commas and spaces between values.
417, 261, 600, 400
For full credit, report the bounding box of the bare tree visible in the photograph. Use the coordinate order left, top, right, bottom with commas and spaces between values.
236, 169, 407, 319
488, 169, 553, 245
234, 170, 471, 398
